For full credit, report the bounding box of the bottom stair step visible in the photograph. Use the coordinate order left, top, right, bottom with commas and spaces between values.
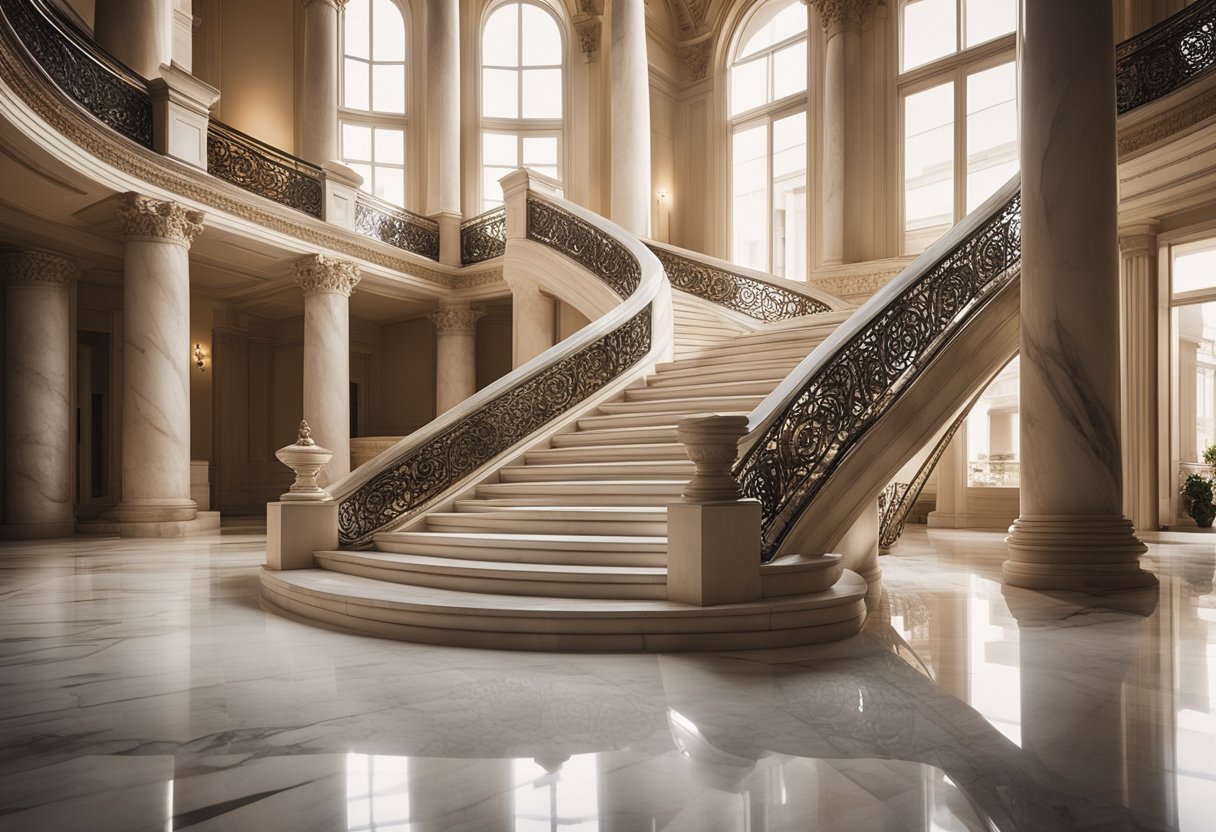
260, 567, 868, 652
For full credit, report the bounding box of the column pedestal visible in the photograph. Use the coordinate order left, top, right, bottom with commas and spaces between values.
1, 252, 76, 539
429, 305, 484, 414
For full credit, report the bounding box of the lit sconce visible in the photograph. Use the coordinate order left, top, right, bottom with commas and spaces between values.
194, 343, 206, 372
655, 188, 672, 242
656, 188, 670, 202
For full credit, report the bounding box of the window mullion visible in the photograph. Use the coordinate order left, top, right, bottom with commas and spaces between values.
767, 116, 775, 273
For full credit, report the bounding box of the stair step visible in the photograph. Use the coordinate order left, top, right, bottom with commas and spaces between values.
655, 347, 814, 373
316, 550, 668, 600
473, 480, 687, 506
524, 443, 688, 465
260, 567, 869, 651
498, 459, 694, 482
427, 507, 667, 536
550, 425, 678, 447
373, 529, 667, 566
596, 395, 764, 416
647, 361, 799, 387
760, 554, 845, 597
624, 379, 778, 401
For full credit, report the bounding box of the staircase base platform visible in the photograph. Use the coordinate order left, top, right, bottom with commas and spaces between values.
259, 567, 868, 652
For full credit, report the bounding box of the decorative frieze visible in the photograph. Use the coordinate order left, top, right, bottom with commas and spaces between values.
678, 40, 711, 81
293, 254, 361, 296
0, 250, 77, 288
117, 194, 205, 247
428, 305, 485, 336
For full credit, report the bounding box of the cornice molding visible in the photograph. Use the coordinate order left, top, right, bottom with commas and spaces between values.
0, 249, 78, 288
294, 254, 361, 296
117, 193, 205, 246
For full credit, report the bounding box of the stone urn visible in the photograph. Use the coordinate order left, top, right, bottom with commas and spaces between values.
276, 420, 334, 501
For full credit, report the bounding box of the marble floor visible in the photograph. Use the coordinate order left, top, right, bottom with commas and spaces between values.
0, 524, 1212, 832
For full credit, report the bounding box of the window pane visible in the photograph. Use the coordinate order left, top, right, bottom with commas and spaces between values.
348, 162, 373, 188
772, 111, 805, 179
902, 0, 956, 71
345, 58, 369, 110
483, 5, 519, 66
1175, 242, 1216, 295
966, 62, 1017, 212
483, 165, 515, 206
522, 135, 558, 165
483, 131, 518, 166
773, 172, 806, 279
532, 165, 558, 179
371, 0, 406, 61
965, 0, 1016, 48
738, 0, 807, 59
904, 81, 954, 251
772, 40, 807, 101
375, 166, 404, 206
372, 63, 406, 113
482, 68, 519, 117
521, 68, 562, 118
521, 4, 562, 66
730, 57, 767, 116
733, 124, 769, 271
375, 127, 404, 165
345, 0, 370, 60
343, 122, 373, 161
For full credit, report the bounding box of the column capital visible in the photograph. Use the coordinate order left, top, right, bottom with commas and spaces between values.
0, 250, 78, 288
1118, 221, 1160, 258
118, 194, 205, 247
809, 0, 882, 35
294, 254, 361, 296
428, 305, 485, 336
303, 0, 349, 10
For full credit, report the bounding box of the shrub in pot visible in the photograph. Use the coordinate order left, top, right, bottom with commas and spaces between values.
1182, 473, 1216, 528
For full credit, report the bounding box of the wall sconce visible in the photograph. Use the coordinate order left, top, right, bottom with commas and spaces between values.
194, 343, 206, 372
655, 189, 671, 242
656, 188, 670, 202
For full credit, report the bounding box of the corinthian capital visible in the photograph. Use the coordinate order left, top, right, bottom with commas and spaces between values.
118, 194, 205, 247
0, 250, 78, 288
809, 0, 882, 34
294, 254, 361, 296
428, 305, 485, 336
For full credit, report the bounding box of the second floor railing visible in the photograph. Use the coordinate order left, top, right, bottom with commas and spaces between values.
1116, 0, 1216, 113
206, 120, 324, 218
354, 193, 441, 260
460, 207, 508, 265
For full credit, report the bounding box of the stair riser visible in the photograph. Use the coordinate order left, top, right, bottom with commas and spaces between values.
468, 493, 680, 507
427, 516, 668, 536
499, 464, 693, 482
596, 397, 764, 415
373, 539, 666, 567
524, 446, 687, 465
646, 367, 797, 388
623, 381, 777, 401
550, 428, 679, 447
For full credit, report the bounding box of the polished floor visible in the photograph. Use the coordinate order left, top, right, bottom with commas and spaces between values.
0, 523, 1212, 832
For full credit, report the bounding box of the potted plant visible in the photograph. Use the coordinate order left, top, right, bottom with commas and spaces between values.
1182, 472, 1216, 528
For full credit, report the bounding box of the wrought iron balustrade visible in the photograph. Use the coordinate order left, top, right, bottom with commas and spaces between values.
1117, 0, 1216, 113
354, 195, 440, 260
460, 207, 507, 265
206, 121, 324, 218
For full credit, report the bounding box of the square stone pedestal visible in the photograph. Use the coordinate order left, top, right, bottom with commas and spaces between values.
267, 501, 338, 571
666, 500, 762, 606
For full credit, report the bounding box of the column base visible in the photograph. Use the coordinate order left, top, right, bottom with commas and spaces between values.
110, 498, 198, 523
0, 519, 76, 540
1004, 514, 1156, 591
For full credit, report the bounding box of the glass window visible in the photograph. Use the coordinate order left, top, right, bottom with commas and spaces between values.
729, 0, 808, 277
1174, 241, 1216, 295
480, 1, 564, 209
341, 0, 408, 206
903, 81, 955, 251
966, 356, 1020, 487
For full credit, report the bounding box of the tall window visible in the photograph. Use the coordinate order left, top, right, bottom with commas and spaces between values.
899, 0, 1017, 253
341, 0, 408, 207
480, 1, 564, 211
729, 0, 808, 279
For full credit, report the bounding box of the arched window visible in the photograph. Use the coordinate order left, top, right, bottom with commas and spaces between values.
341, 0, 408, 207
480, 1, 564, 211
729, 0, 808, 278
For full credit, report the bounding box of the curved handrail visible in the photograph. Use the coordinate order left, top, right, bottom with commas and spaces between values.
644, 239, 848, 322
331, 179, 671, 547
736, 176, 1022, 558
1116, 0, 1216, 113
206, 119, 324, 218
461, 206, 507, 265
354, 192, 441, 259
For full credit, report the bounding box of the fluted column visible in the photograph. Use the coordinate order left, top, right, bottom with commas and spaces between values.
112, 195, 204, 528
609, 0, 651, 235
1, 252, 76, 539
1004, 0, 1153, 590
300, 0, 348, 165
94, 0, 173, 79
428, 305, 484, 414
426, 0, 462, 265
1119, 223, 1160, 533
295, 255, 360, 485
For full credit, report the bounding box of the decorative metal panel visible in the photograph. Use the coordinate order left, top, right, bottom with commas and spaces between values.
355, 197, 440, 260
877, 407, 968, 552
206, 121, 324, 218
0, 0, 152, 147
1117, 0, 1216, 113
648, 246, 831, 321
737, 192, 1022, 559
461, 207, 507, 265
527, 198, 641, 298
338, 306, 652, 546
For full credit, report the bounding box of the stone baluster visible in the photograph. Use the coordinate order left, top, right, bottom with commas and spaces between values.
667, 415, 762, 605
428, 305, 485, 414
0, 251, 77, 539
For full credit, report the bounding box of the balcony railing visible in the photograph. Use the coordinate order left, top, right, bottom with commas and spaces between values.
460, 207, 507, 265
206, 120, 324, 218
354, 194, 440, 260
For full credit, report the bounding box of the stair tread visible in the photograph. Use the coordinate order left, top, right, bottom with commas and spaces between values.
318, 550, 667, 579
376, 530, 667, 546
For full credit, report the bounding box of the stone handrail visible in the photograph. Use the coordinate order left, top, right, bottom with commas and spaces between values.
644, 239, 848, 322
1116, 0, 1216, 113
329, 170, 672, 547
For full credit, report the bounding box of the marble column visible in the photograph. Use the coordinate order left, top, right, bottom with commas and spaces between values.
428, 305, 484, 414
426, 0, 463, 266
0, 252, 76, 539
608, 0, 651, 236
503, 274, 555, 369
94, 0, 173, 78
294, 254, 360, 485
1004, 0, 1154, 590
300, 0, 347, 165
112, 195, 204, 527
1119, 223, 1160, 534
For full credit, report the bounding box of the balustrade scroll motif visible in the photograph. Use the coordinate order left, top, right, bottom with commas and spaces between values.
527, 198, 640, 298
1116, 0, 1216, 113
878, 407, 969, 552
207, 122, 324, 217
460, 207, 507, 265
737, 192, 1022, 558
354, 197, 440, 260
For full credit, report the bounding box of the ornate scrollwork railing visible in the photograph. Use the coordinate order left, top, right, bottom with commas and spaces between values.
1117, 0, 1216, 113
206, 120, 324, 218
646, 243, 835, 322
877, 405, 969, 552
354, 194, 440, 260
333, 184, 668, 547
461, 207, 507, 265
737, 181, 1022, 558
0, 0, 152, 147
